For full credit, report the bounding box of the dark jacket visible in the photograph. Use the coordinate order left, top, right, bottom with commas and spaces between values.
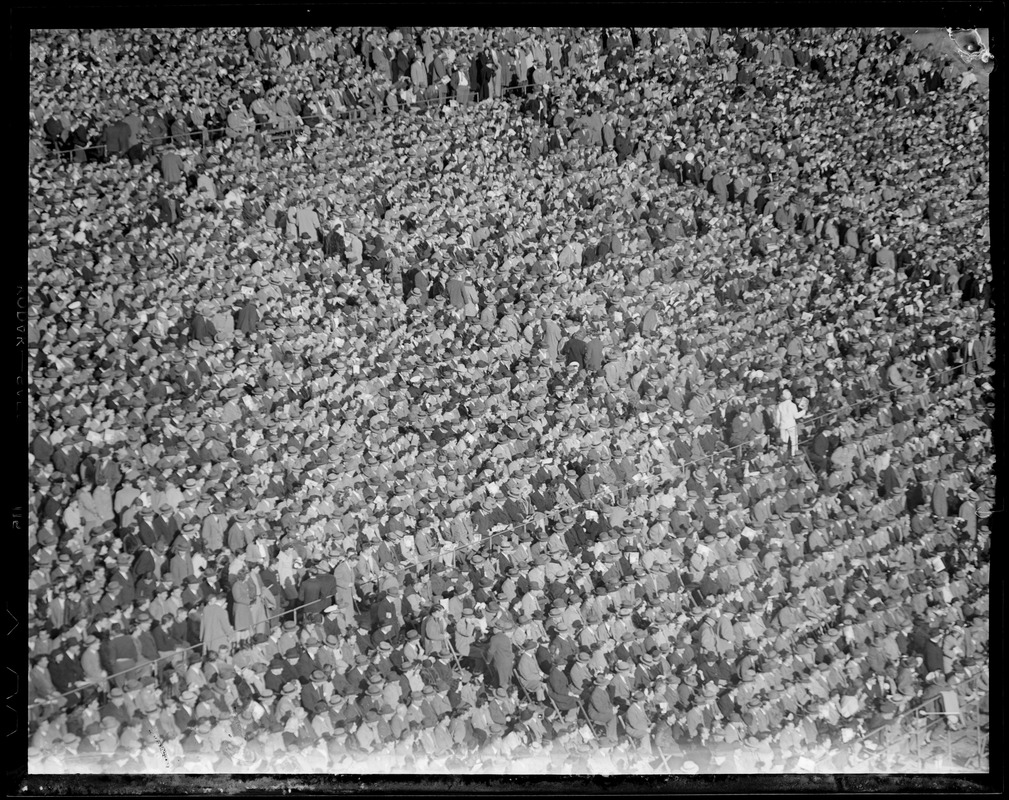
102, 121, 132, 155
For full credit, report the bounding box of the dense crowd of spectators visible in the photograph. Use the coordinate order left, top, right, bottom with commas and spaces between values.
27, 26, 992, 774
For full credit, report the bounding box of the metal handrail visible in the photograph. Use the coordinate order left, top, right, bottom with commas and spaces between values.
855, 662, 987, 744
28, 590, 334, 710
852, 666, 988, 770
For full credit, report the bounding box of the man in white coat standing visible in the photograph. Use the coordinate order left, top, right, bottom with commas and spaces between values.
774, 388, 807, 459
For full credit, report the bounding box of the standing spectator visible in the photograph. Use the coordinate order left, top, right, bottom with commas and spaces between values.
774, 389, 807, 459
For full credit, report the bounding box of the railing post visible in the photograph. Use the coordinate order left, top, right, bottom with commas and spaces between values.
974, 690, 982, 769
946, 712, 953, 766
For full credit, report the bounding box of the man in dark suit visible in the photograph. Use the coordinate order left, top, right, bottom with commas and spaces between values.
476, 46, 497, 101
262, 657, 286, 695
473, 497, 512, 539
51, 439, 83, 480
548, 624, 578, 665
153, 504, 180, 545
109, 624, 139, 687
300, 670, 326, 713
372, 587, 402, 638
879, 459, 903, 499
126, 141, 149, 166
298, 568, 328, 616
111, 556, 136, 608
136, 510, 158, 548
35, 481, 62, 526
545, 661, 579, 715
258, 562, 285, 612
577, 464, 601, 503
130, 541, 163, 584
101, 118, 132, 157
561, 333, 588, 370
587, 674, 618, 741
905, 471, 928, 516
923, 629, 945, 675
614, 127, 633, 163
809, 428, 839, 474
425, 653, 454, 693
48, 640, 86, 706
43, 115, 65, 150
484, 621, 515, 691
428, 51, 448, 104
99, 686, 135, 725
402, 265, 429, 305
315, 567, 337, 609
145, 112, 169, 145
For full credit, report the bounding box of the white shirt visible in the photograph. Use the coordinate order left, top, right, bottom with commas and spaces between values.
775, 399, 805, 430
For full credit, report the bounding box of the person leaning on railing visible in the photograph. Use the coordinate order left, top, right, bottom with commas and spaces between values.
29, 653, 69, 719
